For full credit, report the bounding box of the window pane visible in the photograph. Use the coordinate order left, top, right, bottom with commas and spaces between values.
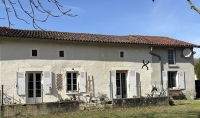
28, 74, 33, 81
36, 82, 41, 89
36, 74, 41, 81
117, 88, 120, 95
67, 79, 71, 84
36, 90, 41, 97
116, 73, 120, 80
116, 80, 120, 87
59, 51, 64, 57
120, 52, 124, 57
67, 85, 71, 91
73, 85, 77, 90
67, 73, 71, 78
28, 90, 33, 97
73, 73, 76, 78
73, 79, 77, 84
170, 55, 173, 59
28, 82, 33, 89
32, 50, 37, 56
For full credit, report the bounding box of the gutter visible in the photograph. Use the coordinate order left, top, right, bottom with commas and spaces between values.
149, 47, 163, 93
149, 47, 161, 60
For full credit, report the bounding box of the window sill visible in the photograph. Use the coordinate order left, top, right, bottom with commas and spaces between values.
66, 91, 78, 94
169, 87, 180, 90
168, 65, 179, 68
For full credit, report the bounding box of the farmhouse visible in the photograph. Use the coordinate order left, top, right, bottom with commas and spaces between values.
0, 26, 199, 104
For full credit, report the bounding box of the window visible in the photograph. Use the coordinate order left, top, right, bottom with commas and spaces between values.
168, 71, 177, 89
30, 48, 39, 57
58, 50, 65, 58
168, 49, 175, 64
67, 72, 77, 91
59, 50, 64, 57
119, 51, 124, 58
32, 50, 38, 57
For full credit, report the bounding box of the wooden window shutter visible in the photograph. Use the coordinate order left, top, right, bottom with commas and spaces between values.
162, 71, 168, 92
110, 70, 116, 99
178, 71, 185, 89
80, 72, 87, 93
129, 70, 137, 97
43, 71, 52, 94
17, 71, 26, 95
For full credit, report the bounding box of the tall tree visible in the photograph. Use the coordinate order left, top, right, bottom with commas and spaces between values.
0, 0, 77, 30
195, 58, 200, 80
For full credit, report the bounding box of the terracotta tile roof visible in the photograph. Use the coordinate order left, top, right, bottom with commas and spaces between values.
0, 26, 198, 47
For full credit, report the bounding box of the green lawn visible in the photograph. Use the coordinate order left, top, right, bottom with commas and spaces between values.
14, 100, 200, 118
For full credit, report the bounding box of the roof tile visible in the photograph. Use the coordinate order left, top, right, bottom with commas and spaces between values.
0, 26, 198, 47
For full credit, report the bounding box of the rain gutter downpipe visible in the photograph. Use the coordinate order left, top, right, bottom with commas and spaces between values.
149, 47, 163, 93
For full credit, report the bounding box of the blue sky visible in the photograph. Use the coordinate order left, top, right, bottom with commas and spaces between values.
0, 0, 200, 58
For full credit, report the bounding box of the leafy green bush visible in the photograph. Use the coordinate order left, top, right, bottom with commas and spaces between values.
195, 59, 200, 80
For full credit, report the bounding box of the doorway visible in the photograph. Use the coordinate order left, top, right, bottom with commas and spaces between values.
116, 72, 127, 99
26, 72, 42, 103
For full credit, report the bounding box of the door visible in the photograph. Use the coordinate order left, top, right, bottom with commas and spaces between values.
27, 73, 42, 103
116, 72, 127, 99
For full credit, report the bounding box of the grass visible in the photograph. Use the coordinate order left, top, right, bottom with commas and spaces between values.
8, 100, 200, 118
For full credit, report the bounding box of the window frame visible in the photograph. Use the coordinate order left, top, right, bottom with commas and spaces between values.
66, 72, 77, 92
168, 49, 176, 65
58, 49, 65, 58
30, 48, 39, 57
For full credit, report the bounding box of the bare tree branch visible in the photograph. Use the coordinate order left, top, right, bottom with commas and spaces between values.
152, 0, 200, 14
8, 0, 30, 24
187, 0, 200, 14
0, 0, 78, 30
2, 0, 13, 27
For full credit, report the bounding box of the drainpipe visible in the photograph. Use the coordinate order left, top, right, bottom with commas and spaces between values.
149, 47, 163, 92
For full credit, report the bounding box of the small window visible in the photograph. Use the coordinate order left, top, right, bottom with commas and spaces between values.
32, 50, 38, 57
59, 51, 64, 57
120, 51, 124, 58
168, 49, 175, 64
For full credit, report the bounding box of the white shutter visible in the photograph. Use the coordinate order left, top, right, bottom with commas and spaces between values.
162, 71, 168, 92
178, 71, 185, 89
17, 71, 26, 95
110, 70, 116, 99
43, 71, 52, 94
129, 70, 137, 97
80, 72, 87, 93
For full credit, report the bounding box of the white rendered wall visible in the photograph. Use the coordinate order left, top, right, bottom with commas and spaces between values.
0, 38, 195, 103
0, 39, 152, 103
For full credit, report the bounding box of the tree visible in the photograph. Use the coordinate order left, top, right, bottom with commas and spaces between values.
195, 58, 200, 80
0, 0, 77, 30
152, 0, 200, 14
